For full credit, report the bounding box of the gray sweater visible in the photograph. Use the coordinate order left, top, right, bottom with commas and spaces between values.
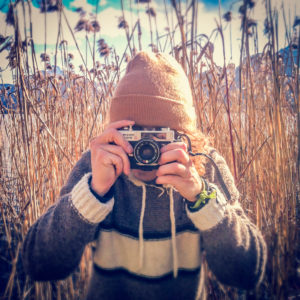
22, 148, 267, 300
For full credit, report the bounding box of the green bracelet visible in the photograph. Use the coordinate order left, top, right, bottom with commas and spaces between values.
189, 189, 216, 210
188, 178, 216, 211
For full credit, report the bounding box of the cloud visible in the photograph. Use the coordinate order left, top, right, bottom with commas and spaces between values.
0, 5, 98, 79
100, 0, 107, 7
251, 0, 299, 47
98, 7, 125, 37
129, 0, 159, 11
71, 0, 95, 11
0, 0, 299, 83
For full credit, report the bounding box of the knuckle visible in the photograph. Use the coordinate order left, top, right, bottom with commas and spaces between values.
89, 137, 98, 148
176, 141, 186, 149
92, 149, 105, 163
173, 163, 182, 173
121, 153, 129, 164
116, 147, 124, 157
115, 155, 122, 164
185, 168, 192, 178
116, 146, 127, 158
177, 149, 187, 160
159, 153, 165, 163
106, 127, 116, 136
96, 148, 107, 159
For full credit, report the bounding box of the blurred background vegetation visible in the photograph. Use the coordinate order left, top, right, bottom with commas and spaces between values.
0, 0, 299, 299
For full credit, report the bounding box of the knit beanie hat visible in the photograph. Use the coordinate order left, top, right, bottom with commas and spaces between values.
109, 51, 197, 133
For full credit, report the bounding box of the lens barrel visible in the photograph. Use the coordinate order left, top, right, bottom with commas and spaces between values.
134, 139, 160, 165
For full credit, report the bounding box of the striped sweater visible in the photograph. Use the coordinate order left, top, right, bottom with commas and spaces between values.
22, 148, 267, 300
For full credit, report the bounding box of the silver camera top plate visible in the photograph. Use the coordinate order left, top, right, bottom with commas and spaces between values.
119, 127, 175, 142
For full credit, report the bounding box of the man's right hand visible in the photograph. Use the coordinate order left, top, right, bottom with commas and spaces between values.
89, 120, 134, 197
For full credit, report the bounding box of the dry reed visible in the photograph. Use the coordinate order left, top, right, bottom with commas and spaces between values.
0, 0, 299, 299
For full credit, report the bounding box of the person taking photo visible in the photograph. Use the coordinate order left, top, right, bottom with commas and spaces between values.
22, 51, 267, 300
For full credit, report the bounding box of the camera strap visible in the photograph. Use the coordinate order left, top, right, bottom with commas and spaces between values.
178, 133, 231, 202
189, 152, 231, 202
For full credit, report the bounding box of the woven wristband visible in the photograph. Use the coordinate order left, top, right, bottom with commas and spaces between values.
188, 178, 216, 211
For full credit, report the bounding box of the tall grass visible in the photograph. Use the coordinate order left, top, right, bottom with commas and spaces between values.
0, 0, 299, 299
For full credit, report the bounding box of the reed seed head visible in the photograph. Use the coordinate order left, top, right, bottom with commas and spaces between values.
223, 11, 232, 22
5, 4, 15, 27
146, 7, 156, 17
118, 18, 128, 29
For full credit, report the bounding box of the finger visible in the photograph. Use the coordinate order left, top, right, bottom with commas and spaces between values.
160, 142, 187, 153
108, 154, 123, 177
106, 120, 135, 130
97, 149, 124, 177
156, 162, 188, 178
156, 175, 182, 188
99, 144, 131, 175
91, 128, 133, 154
159, 148, 190, 166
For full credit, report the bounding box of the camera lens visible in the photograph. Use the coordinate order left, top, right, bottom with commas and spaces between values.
134, 139, 160, 165
139, 144, 155, 160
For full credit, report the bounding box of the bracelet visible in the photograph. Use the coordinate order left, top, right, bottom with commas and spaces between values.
187, 178, 216, 211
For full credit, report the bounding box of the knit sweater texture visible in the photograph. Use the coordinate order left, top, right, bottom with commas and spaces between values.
22, 147, 267, 300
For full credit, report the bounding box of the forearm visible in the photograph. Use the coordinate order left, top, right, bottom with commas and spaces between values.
187, 148, 267, 289
22, 173, 114, 281
201, 202, 267, 289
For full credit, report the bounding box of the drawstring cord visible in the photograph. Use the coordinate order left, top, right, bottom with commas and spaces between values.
168, 186, 178, 278
127, 174, 148, 271
138, 184, 146, 270
128, 174, 178, 277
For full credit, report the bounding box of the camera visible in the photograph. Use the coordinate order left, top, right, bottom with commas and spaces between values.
119, 126, 179, 170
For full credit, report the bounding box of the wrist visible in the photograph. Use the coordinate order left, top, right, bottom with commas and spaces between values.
89, 176, 114, 203
186, 178, 216, 212
185, 177, 205, 203
90, 177, 112, 197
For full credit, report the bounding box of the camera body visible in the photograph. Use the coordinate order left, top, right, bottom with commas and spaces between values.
119, 126, 178, 170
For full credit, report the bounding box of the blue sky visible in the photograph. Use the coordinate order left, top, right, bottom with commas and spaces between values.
0, 0, 298, 83
0, 0, 234, 13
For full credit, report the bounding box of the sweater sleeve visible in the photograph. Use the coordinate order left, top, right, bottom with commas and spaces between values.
187, 148, 267, 290
22, 151, 114, 281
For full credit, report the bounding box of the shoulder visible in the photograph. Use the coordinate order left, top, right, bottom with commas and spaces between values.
203, 147, 239, 203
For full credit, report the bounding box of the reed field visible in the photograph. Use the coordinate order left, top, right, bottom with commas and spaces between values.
0, 0, 299, 299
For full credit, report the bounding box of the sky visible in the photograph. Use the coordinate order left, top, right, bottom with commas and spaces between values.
0, 0, 298, 83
